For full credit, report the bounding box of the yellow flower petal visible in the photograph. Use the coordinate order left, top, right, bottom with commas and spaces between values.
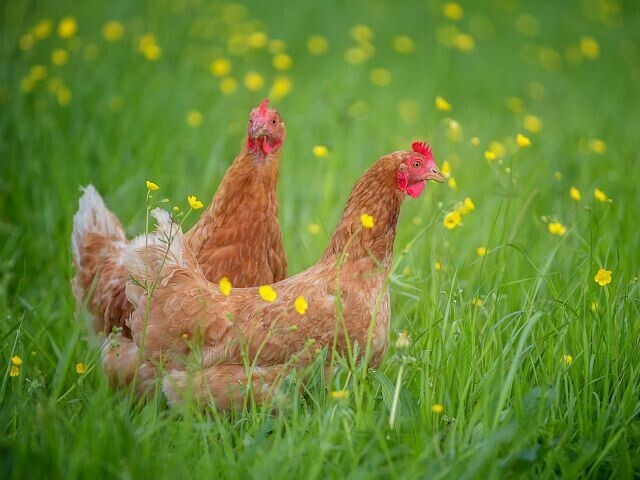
476, 246, 487, 257
594, 188, 608, 202
435, 95, 452, 112
548, 222, 567, 236
307, 35, 329, 56
11, 355, 22, 366
330, 390, 349, 400
219, 277, 232, 297
146, 180, 159, 191
569, 187, 581, 201
360, 213, 374, 229
10, 366, 20, 377
443, 211, 462, 230
516, 133, 531, 148
75, 362, 87, 374
187, 195, 204, 210
594, 268, 612, 286
259, 285, 277, 302
431, 403, 444, 414
294, 296, 308, 315
312, 145, 328, 158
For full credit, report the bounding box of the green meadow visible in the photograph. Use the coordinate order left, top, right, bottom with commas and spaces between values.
1, 0, 639, 477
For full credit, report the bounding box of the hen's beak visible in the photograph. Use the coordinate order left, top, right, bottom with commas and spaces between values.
427, 168, 445, 183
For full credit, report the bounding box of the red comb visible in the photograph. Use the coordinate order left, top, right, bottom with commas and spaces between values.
411, 141, 432, 157
258, 98, 269, 115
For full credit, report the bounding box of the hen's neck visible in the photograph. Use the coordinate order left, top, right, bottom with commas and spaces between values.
321, 158, 404, 268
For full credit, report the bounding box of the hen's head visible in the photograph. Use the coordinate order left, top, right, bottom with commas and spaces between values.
396, 142, 444, 198
246, 99, 285, 160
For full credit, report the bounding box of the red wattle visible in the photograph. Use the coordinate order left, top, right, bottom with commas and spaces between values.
262, 139, 272, 154
406, 180, 425, 198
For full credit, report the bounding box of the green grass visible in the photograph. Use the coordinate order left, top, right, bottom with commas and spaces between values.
2, 0, 640, 477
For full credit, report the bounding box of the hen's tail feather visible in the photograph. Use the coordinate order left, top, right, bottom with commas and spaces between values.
72, 184, 125, 266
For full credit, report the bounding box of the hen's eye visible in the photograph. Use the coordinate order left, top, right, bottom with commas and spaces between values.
412, 161, 421, 168
272, 119, 277, 125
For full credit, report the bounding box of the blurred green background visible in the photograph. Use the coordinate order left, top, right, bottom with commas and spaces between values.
1, 0, 639, 478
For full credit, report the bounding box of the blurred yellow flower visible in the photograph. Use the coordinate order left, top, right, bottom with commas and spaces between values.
102, 21, 124, 42
398, 99, 421, 123
344, 47, 368, 65
472, 297, 484, 307
554, 171, 562, 181
307, 35, 329, 56
523, 114, 543, 133
247, 31, 268, 48
259, 285, 277, 302
443, 2, 463, 20
470, 136, 480, 146
435, 261, 442, 271
273, 53, 293, 70
580, 37, 599, 59
515, 14, 539, 37
244, 72, 264, 91
476, 246, 487, 257
594, 268, 612, 286
455, 33, 475, 52
219, 277, 232, 296
187, 195, 204, 210
210, 58, 231, 77
395, 330, 410, 349
448, 177, 457, 189
75, 362, 87, 374
29, 65, 47, 81
489, 141, 505, 157
484, 150, 496, 161
569, 187, 581, 201
360, 213, 374, 229
138, 34, 161, 61
268, 39, 287, 54
435, 96, 452, 111
33, 20, 53, 39
589, 138, 606, 154
562, 354, 573, 366
330, 390, 349, 400
20, 34, 35, 51
269, 76, 292, 100
308, 223, 321, 234
461, 197, 475, 213
548, 222, 567, 236
444, 211, 462, 230
432, 403, 444, 414
294, 296, 308, 315
11, 356, 22, 366
516, 133, 532, 147
350, 24, 373, 43
146, 180, 159, 191
56, 87, 72, 106
393, 35, 415, 54
441, 161, 452, 178
594, 188, 608, 202
10, 366, 20, 377
51, 49, 69, 66
312, 145, 328, 158
369, 68, 392, 87
186, 110, 204, 128
219, 77, 237, 95
58, 16, 77, 38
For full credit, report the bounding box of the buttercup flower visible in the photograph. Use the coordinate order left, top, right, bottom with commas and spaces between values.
548, 222, 567, 236
484, 150, 496, 161
312, 145, 328, 158
517, 133, 532, 147
435, 96, 452, 111
51, 49, 69, 66
102, 21, 124, 42
370, 68, 392, 87
75, 362, 87, 374
187, 195, 204, 210
307, 35, 328, 56
294, 296, 308, 315
308, 223, 321, 234
58, 16, 77, 38
442, 2, 463, 20
219, 277, 232, 296
594, 188, 608, 202
330, 390, 349, 400
523, 114, 542, 133
11, 356, 22, 366
476, 246, 487, 257
594, 268, 612, 286
435, 261, 442, 271
360, 213, 374, 229
393, 35, 415, 54
562, 354, 573, 366
10, 366, 20, 377
273, 53, 292, 70
146, 180, 159, 191
269, 76, 293, 100
432, 403, 444, 414
219, 77, 238, 95
570, 187, 581, 201
210, 58, 231, 77
259, 285, 277, 302
244, 72, 264, 91
186, 110, 203, 128
443, 211, 462, 230
395, 330, 410, 349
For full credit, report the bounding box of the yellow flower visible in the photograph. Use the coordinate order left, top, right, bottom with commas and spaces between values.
330, 390, 349, 400
58, 16, 78, 38
548, 222, 567, 236
294, 296, 308, 315
102, 21, 124, 42
454, 33, 475, 52
580, 36, 599, 59
484, 150, 496, 161
589, 138, 606, 154
569, 187, 581, 201
523, 114, 543, 133
75, 362, 87, 374
458, 196, 475, 214
219, 277, 232, 297
186, 110, 203, 128
247, 31, 268, 49
28, 65, 47, 81
562, 354, 573, 366
11, 355, 22, 366
259, 285, 277, 302
307, 35, 329, 56
56, 87, 72, 106
51, 49, 69, 66
554, 171, 562, 181
244, 72, 264, 91
138, 34, 161, 61
360, 213, 374, 229
516, 133, 532, 148
312, 145, 328, 158
369, 68, 392, 87
443, 211, 462, 230
268, 39, 287, 54
470, 136, 480, 146
443, 2, 463, 20
350, 24, 373, 43
146, 180, 159, 191
489, 141, 505, 157
10, 366, 20, 377
590, 302, 598, 312
395, 330, 410, 349
594, 268, 612, 287
594, 188, 608, 202
187, 195, 204, 210
393, 35, 415, 54
435, 96, 452, 111
448, 177, 457, 190
33, 19, 53, 39
431, 403, 444, 414
210, 58, 231, 77
219, 77, 238, 95
434, 261, 442, 271
441, 161, 452, 178
471, 297, 484, 307
269, 76, 292, 101
308, 223, 321, 234
344, 47, 368, 65
273, 53, 292, 70
476, 246, 487, 257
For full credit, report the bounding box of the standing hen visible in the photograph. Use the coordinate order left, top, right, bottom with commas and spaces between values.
124, 142, 444, 409
71, 99, 287, 389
